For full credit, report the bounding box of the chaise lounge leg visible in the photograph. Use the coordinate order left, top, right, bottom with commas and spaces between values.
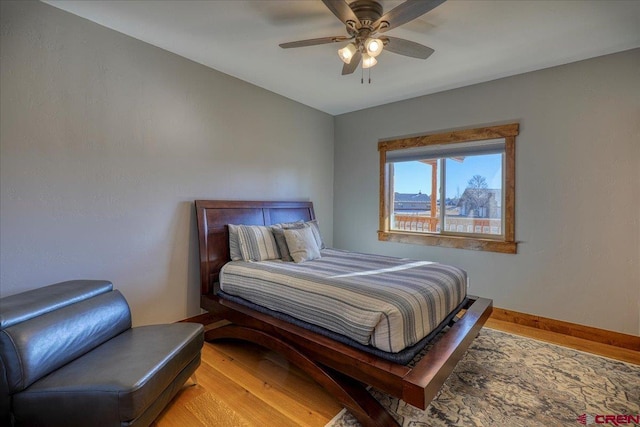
186, 373, 198, 387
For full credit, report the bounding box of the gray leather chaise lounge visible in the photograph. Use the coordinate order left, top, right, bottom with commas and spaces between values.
0, 280, 204, 426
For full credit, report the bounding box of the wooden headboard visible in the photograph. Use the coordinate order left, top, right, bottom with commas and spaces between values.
194, 200, 316, 297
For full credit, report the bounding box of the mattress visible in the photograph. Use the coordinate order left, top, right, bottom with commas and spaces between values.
219, 248, 467, 353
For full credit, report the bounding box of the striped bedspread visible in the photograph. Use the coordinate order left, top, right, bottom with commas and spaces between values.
219, 248, 467, 353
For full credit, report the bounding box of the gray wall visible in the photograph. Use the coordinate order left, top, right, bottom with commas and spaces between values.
2, 1, 638, 336
334, 49, 640, 335
0, 1, 334, 325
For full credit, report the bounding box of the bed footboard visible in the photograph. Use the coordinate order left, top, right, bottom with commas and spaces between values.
403, 295, 493, 408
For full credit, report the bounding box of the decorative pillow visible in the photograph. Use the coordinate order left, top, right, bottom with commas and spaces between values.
272, 220, 305, 229
284, 227, 321, 263
237, 225, 280, 262
271, 222, 307, 262
305, 219, 325, 249
227, 224, 242, 261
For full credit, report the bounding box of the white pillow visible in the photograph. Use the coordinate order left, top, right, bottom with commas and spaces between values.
305, 219, 325, 249
284, 227, 321, 263
227, 224, 242, 261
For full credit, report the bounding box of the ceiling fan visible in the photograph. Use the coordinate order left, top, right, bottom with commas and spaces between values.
279, 0, 446, 76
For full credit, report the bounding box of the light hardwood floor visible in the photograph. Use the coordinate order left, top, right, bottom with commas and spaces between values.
153, 319, 640, 427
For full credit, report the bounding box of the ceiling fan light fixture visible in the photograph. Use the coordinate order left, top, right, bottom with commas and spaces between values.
365, 38, 383, 57
280, 0, 444, 78
338, 43, 357, 64
362, 53, 377, 69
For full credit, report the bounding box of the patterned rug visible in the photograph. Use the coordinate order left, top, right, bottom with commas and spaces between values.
327, 328, 640, 427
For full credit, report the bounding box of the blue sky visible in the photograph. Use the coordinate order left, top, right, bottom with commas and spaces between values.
393, 154, 503, 198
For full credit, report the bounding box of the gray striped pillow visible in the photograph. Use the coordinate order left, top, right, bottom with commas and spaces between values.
237, 225, 280, 262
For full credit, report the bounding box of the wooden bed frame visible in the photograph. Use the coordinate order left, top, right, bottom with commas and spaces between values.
195, 200, 493, 427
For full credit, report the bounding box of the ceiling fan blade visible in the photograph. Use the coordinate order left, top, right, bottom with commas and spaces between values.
341, 51, 362, 75
322, 0, 361, 28
374, 0, 446, 33
381, 36, 434, 59
279, 36, 350, 49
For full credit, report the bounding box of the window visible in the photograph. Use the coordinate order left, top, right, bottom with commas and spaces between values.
378, 123, 518, 254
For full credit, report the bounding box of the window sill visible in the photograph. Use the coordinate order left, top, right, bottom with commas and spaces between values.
378, 231, 517, 254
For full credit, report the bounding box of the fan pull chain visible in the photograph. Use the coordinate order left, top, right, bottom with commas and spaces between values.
360, 64, 372, 84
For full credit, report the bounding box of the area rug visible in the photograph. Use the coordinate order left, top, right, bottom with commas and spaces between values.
327, 328, 639, 427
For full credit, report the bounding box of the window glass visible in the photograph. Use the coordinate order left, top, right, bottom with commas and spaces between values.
391, 160, 440, 233
444, 153, 503, 238
391, 153, 503, 239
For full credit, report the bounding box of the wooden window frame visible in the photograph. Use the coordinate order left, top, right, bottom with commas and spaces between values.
378, 123, 519, 254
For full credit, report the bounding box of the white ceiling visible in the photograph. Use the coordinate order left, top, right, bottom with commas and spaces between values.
44, 0, 640, 115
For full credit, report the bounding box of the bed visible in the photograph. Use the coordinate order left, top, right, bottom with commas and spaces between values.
196, 200, 492, 427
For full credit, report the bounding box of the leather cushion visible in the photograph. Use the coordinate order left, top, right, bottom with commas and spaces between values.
12, 323, 204, 425
0, 280, 113, 329
124, 356, 201, 427
0, 290, 131, 393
